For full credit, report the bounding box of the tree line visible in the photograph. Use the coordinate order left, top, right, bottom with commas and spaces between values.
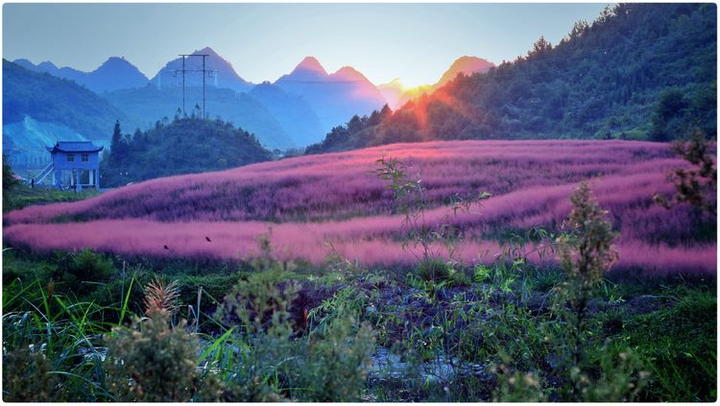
307, 3, 716, 154
102, 117, 273, 187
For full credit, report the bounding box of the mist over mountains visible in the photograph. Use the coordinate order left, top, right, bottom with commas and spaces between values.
151, 47, 253, 93
7, 3, 712, 173
378, 56, 495, 109
274, 56, 387, 134
14, 56, 149, 93
6, 46, 491, 167
3, 59, 132, 168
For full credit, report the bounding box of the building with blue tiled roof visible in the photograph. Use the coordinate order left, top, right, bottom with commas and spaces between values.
45, 141, 103, 190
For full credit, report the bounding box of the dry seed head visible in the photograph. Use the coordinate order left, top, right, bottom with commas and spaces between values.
143, 278, 180, 316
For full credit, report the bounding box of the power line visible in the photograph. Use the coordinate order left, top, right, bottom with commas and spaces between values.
173, 54, 217, 118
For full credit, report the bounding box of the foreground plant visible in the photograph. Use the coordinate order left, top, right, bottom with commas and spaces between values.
213, 243, 377, 402
374, 155, 433, 261
104, 278, 222, 402
552, 182, 647, 400
374, 154, 489, 278
142, 277, 180, 317
556, 182, 619, 367
3, 345, 66, 401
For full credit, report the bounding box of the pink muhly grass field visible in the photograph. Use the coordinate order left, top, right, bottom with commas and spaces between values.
3, 140, 716, 275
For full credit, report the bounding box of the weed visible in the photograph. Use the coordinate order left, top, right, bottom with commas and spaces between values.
550, 182, 648, 401
2, 345, 66, 401
492, 363, 547, 402
142, 277, 180, 317
555, 182, 618, 367
104, 313, 221, 401
51, 249, 114, 296
301, 318, 375, 401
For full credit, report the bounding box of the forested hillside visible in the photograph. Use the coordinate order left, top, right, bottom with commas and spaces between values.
104, 85, 296, 150
2, 60, 131, 142
307, 3, 716, 154
100, 118, 273, 187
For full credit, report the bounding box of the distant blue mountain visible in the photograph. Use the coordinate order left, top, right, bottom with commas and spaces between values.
3, 59, 129, 168
275, 56, 387, 133
151, 47, 253, 94
9, 49, 392, 151
249, 82, 325, 146
13, 57, 149, 93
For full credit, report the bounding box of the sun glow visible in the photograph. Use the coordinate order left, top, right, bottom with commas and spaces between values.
402, 84, 433, 97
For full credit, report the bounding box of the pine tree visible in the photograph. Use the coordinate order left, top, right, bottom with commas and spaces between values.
110, 120, 124, 165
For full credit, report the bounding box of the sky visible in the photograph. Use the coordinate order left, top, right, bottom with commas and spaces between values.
3, 3, 610, 87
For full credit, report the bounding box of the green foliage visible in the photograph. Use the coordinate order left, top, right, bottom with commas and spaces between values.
555, 183, 617, 305
577, 342, 649, 402
2, 59, 131, 142
2, 181, 99, 213
467, 303, 550, 369
654, 128, 717, 215
3, 155, 21, 210
300, 318, 375, 401
550, 182, 647, 401
216, 267, 298, 336
105, 313, 222, 401
374, 155, 489, 264
621, 287, 716, 401
650, 88, 691, 142
215, 260, 376, 401
556, 183, 618, 304
308, 4, 716, 154
492, 366, 547, 402
105, 84, 298, 150
2, 346, 66, 401
308, 286, 368, 336
2, 251, 53, 286
374, 155, 433, 261
51, 249, 114, 296
2, 278, 118, 401
416, 258, 451, 283
306, 105, 393, 154
109, 120, 125, 166
173, 273, 240, 316
100, 117, 273, 187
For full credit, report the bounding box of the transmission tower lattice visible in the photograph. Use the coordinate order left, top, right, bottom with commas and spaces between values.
172, 54, 217, 118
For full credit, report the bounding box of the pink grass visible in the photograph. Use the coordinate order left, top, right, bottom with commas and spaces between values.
3, 140, 715, 275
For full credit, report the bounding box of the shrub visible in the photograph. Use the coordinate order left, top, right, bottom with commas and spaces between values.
492, 366, 547, 402
552, 182, 648, 401
216, 267, 299, 400
216, 256, 376, 402
52, 249, 114, 296
216, 267, 298, 335
301, 318, 375, 401
579, 342, 648, 401
654, 128, 717, 216
416, 258, 451, 283
3, 156, 21, 212
104, 313, 221, 402
2, 346, 66, 402
555, 182, 618, 366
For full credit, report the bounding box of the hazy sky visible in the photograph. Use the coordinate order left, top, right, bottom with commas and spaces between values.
3, 3, 610, 87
